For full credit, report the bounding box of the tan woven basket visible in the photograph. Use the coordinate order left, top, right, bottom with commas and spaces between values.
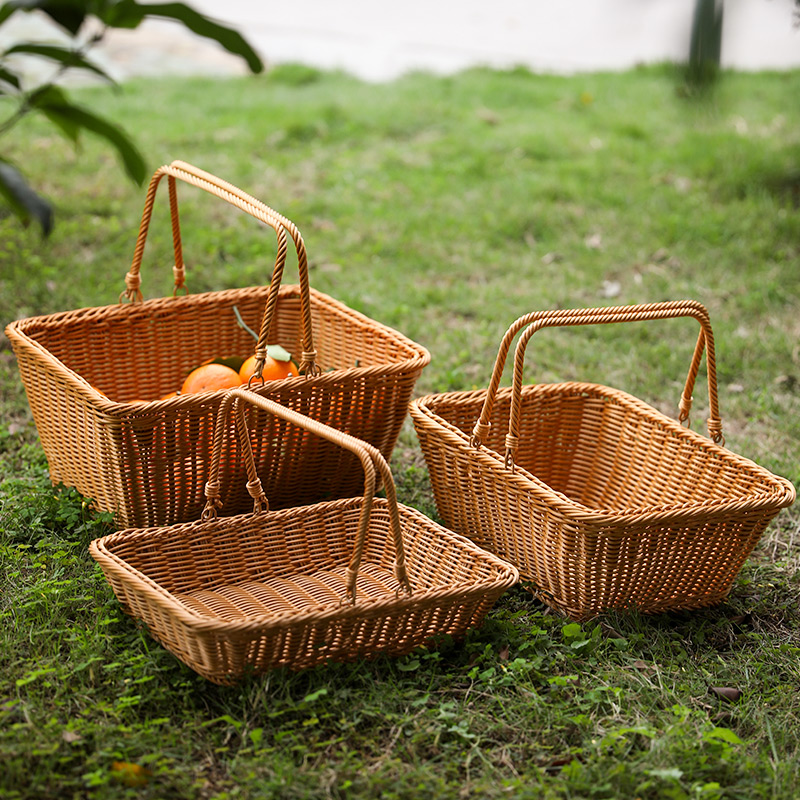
89, 388, 518, 684
410, 300, 796, 620
6, 161, 430, 527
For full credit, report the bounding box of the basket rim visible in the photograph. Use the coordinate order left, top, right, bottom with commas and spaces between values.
410, 380, 796, 526
6, 284, 431, 415
89, 497, 519, 636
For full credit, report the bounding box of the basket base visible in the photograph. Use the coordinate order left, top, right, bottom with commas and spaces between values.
176, 561, 399, 621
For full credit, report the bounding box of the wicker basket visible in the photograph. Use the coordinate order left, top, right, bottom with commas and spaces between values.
89, 388, 518, 684
410, 300, 795, 620
6, 161, 430, 527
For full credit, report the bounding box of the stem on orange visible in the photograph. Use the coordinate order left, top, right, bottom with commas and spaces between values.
233, 305, 259, 342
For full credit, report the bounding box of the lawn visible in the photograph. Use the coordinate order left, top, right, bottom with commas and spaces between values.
0, 63, 799, 799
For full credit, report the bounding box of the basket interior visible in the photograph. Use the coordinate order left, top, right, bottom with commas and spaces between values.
15, 285, 422, 403
424, 383, 786, 514
102, 499, 507, 622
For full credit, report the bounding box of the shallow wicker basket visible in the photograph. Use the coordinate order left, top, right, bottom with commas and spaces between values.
410, 300, 795, 620
90, 388, 518, 684
6, 161, 429, 527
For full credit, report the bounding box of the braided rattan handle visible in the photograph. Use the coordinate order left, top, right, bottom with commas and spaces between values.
169, 160, 320, 376
470, 301, 723, 462
122, 162, 319, 376
202, 387, 412, 603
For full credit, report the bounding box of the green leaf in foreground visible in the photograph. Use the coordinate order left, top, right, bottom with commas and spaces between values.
3, 42, 116, 84
0, 64, 20, 89
0, 1, 87, 35
0, 159, 52, 234
100, 1, 264, 74
27, 85, 145, 183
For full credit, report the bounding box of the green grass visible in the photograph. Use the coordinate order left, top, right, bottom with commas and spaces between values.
1, 63, 799, 799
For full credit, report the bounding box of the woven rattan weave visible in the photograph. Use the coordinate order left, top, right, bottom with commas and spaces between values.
6, 161, 430, 527
409, 300, 795, 620
90, 389, 518, 684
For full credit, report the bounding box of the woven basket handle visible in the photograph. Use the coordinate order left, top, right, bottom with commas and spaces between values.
122, 161, 320, 377
201, 387, 412, 604
470, 300, 723, 463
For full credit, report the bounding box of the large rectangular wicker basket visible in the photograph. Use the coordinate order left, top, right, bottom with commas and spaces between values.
6, 161, 430, 527
90, 389, 518, 684
409, 301, 795, 620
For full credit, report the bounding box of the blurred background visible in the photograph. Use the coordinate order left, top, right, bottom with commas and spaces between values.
2, 0, 800, 83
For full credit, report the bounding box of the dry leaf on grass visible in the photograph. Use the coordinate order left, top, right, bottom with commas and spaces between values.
710, 687, 742, 703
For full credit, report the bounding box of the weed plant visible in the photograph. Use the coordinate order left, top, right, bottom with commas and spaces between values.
1, 64, 799, 799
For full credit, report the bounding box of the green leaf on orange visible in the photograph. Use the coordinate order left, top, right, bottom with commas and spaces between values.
266, 344, 291, 362
196, 355, 246, 373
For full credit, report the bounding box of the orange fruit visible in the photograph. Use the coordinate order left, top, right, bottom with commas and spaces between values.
160, 391, 179, 401
181, 363, 242, 394
239, 355, 299, 383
